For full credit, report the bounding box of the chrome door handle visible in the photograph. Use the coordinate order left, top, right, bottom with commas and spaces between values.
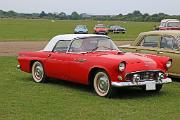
74, 59, 87, 62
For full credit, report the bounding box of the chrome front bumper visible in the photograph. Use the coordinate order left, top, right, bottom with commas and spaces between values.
111, 78, 172, 87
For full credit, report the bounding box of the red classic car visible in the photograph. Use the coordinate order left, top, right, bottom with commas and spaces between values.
94, 24, 108, 35
17, 34, 172, 97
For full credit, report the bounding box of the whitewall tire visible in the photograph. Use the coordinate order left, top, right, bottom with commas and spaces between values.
93, 70, 113, 97
32, 61, 47, 83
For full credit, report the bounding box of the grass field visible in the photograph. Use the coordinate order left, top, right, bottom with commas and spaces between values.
0, 56, 179, 120
0, 19, 159, 41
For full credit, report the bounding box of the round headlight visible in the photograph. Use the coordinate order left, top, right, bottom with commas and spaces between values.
119, 62, 126, 71
166, 60, 172, 68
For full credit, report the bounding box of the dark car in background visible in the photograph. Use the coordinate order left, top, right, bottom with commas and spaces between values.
93, 24, 108, 35
109, 25, 126, 34
74, 25, 88, 34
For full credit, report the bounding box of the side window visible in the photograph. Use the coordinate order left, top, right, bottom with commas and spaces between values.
140, 36, 159, 47
69, 39, 83, 52
53, 40, 71, 52
160, 36, 177, 50
69, 38, 98, 52
160, 22, 166, 27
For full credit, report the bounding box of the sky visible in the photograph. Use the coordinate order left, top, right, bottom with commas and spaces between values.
0, 0, 180, 15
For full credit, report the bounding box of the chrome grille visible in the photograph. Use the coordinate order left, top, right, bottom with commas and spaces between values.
125, 71, 162, 82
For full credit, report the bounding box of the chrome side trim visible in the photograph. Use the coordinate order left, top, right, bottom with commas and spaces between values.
111, 78, 172, 87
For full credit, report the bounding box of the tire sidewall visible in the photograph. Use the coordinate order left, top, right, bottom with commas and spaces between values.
32, 61, 46, 83
93, 70, 113, 97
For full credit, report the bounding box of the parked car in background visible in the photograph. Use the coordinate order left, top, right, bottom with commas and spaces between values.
109, 25, 126, 34
120, 30, 180, 78
74, 25, 88, 34
157, 19, 180, 30
94, 24, 108, 35
17, 34, 172, 97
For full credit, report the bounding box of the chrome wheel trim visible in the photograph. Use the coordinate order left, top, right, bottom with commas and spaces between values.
32, 61, 44, 83
94, 72, 110, 97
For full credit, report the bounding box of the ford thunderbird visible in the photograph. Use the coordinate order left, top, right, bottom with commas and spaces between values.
17, 34, 172, 97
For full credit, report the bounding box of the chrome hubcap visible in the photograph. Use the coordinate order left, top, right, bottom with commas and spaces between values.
98, 76, 109, 93
32, 62, 44, 82
94, 72, 110, 96
34, 65, 43, 80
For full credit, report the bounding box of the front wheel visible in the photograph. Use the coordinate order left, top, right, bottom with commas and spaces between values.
32, 61, 47, 83
93, 70, 113, 97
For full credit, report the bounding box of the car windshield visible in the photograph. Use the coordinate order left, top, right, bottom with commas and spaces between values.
110, 26, 116, 28
167, 22, 180, 27
69, 37, 119, 52
76, 25, 86, 29
95, 24, 106, 28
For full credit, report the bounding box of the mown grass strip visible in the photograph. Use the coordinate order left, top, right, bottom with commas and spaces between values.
0, 19, 158, 41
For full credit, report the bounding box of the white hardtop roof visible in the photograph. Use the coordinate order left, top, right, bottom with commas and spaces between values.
161, 19, 180, 22
43, 34, 108, 51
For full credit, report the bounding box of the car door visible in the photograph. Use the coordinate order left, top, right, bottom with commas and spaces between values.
67, 38, 92, 84
68, 53, 90, 84
157, 36, 180, 76
44, 40, 72, 80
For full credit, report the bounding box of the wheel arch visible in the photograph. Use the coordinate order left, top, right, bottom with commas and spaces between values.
30, 60, 43, 73
88, 67, 108, 86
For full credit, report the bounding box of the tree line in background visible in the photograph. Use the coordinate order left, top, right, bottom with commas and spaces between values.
0, 10, 180, 22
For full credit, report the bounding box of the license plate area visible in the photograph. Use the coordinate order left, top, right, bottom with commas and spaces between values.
145, 81, 156, 90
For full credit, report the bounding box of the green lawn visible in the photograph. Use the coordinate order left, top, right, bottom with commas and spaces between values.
0, 19, 158, 41
0, 56, 179, 120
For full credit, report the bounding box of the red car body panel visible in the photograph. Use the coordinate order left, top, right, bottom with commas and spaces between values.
159, 27, 180, 30
18, 50, 170, 85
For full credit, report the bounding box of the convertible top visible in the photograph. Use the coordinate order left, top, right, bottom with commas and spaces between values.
43, 34, 108, 51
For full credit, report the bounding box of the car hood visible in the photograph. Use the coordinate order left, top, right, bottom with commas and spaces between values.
91, 51, 163, 72
95, 28, 108, 31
